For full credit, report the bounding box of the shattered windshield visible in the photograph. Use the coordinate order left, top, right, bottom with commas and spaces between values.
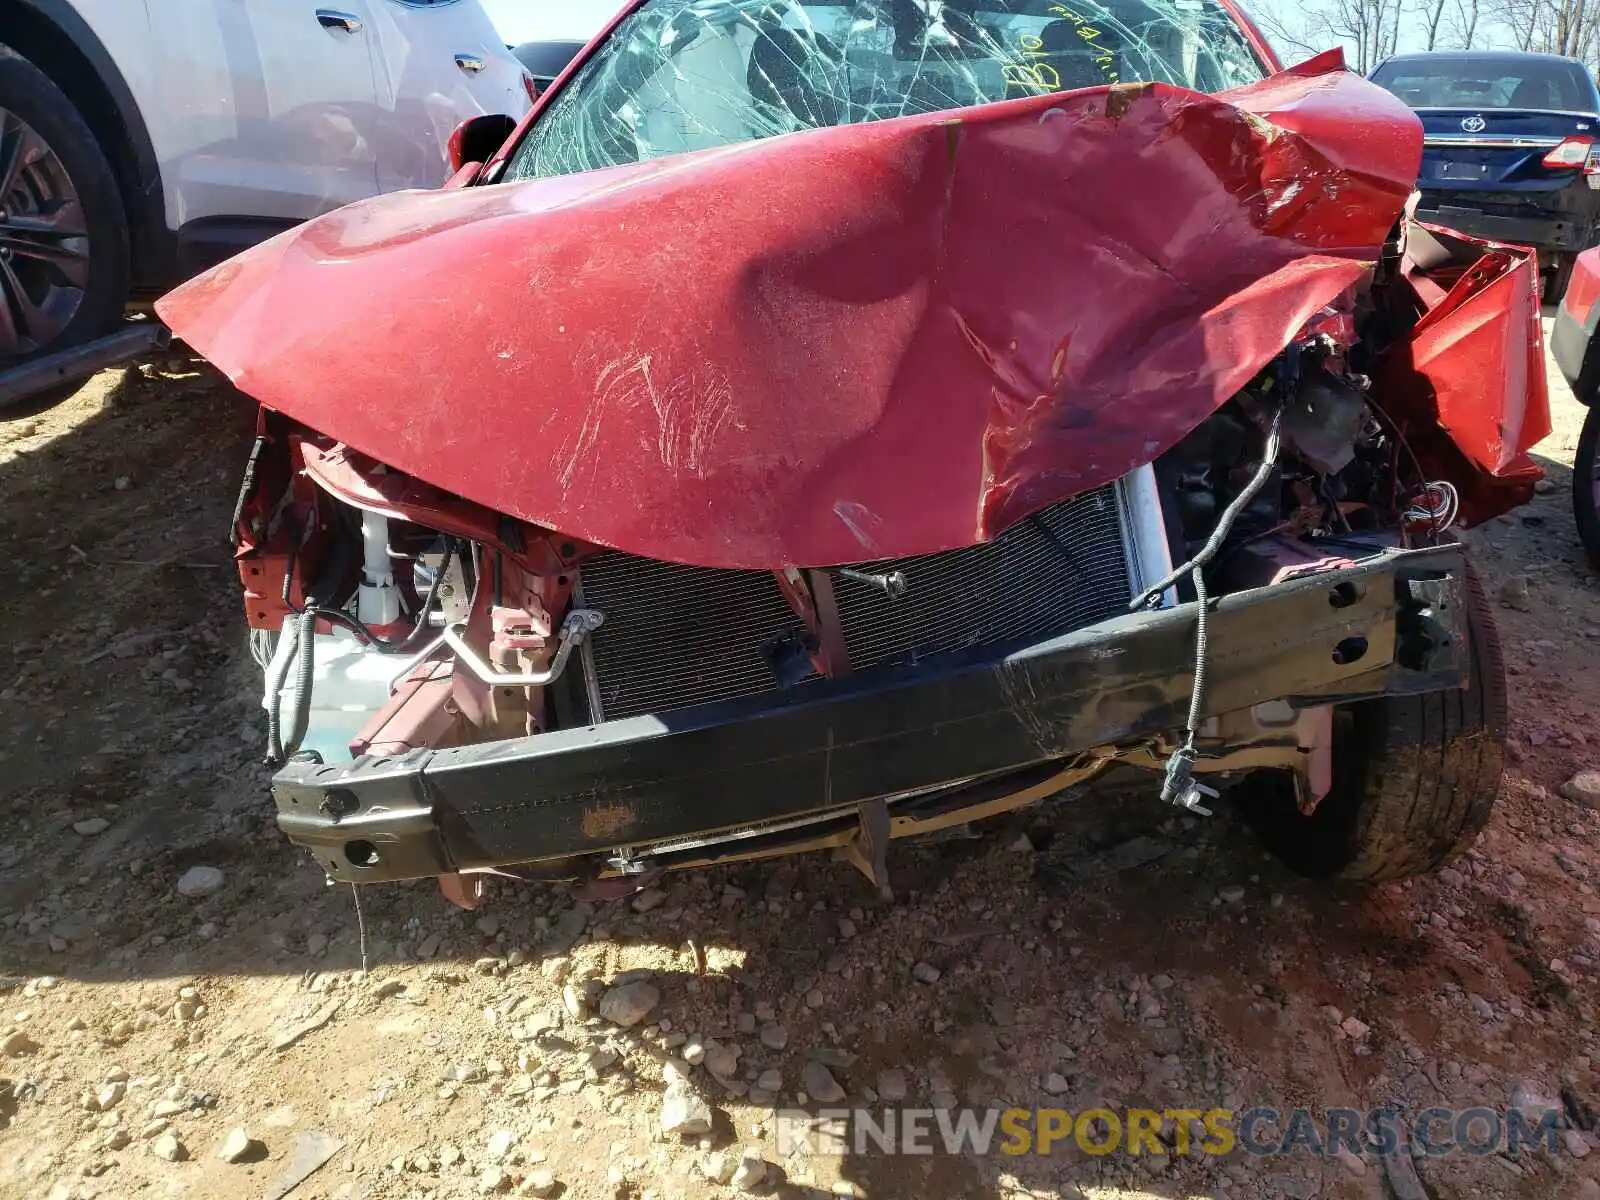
505, 0, 1267, 181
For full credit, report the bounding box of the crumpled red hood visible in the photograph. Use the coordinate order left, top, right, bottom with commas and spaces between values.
158, 52, 1425, 568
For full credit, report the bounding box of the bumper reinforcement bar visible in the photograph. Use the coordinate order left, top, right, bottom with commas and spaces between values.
272, 544, 1469, 884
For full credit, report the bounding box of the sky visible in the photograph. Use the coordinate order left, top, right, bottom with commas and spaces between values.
479, 0, 625, 45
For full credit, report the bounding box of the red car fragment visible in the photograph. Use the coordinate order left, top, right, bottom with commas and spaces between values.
1377, 220, 1550, 517
159, 52, 1538, 568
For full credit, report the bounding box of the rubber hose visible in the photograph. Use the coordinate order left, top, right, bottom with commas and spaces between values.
281, 607, 319, 760
262, 617, 301, 766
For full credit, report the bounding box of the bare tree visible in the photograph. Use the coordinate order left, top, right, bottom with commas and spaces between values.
1253, 6, 1327, 60
1307, 0, 1402, 72
1491, 0, 1549, 49
1551, 0, 1589, 52
1444, 0, 1481, 46
1420, 0, 1451, 46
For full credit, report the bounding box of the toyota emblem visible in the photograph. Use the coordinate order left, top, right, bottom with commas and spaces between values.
1461, 115, 1487, 133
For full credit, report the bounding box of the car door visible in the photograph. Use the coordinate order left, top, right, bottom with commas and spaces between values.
361, 0, 533, 192
147, 0, 385, 238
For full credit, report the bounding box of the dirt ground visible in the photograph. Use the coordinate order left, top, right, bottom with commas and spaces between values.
2, 324, 1600, 1200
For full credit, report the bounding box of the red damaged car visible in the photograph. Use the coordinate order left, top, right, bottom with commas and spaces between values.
157, 0, 1549, 903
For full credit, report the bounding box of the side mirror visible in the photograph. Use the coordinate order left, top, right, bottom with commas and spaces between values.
447, 113, 519, 175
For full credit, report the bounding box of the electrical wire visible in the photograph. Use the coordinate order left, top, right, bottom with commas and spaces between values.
263, 536, 460, 766
1131, 406, 1286, 812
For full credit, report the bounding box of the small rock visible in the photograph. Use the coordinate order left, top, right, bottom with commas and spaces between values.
475, 915, 500, 938
216, 1129, 260, 1163
1, 1030, 38, 1056
1340, 1017, 1371, 1040
583, 1046, 619, 1079
1573, 1179, 1600, 1200
1335, 1145, 1365, 1177
704, 1041, 740, 1080
1042, 1072, 1070, 1095
702, 1151, 736, 1185
810, 1047, 856, 1069
877, 1069, 908, 1101
563, 978, 601, 1020
175, 866, 224, 899
802, 1060, 845, 1103
683, 1034, 707, 1065
731, 1148, 767, 1191
486, 1130, 515, 1161
1498, 577, 1532, 610
306, 932, 328, 956
95, 1082, 126, 1111
598, 981, 660, 1028
660, 1081, 714, 1136
631, 888, 667, 913
150, 1133, 187, 1162
1562, 772, 1600, 810
1511, 1079, 1562, 1120
911, 962, 941, 985
1470, 993, 1495, 1020
1218, 886, 1246, 905
524, 1166, 559, 1196
756, 1069, 783, 1092
73, 818, 110, 836
478, 1166, 510, 1193
1534, 478, 1558, 495
1563, 1129, 1591, 1159
1008, 833, 1035, 853
271, 1000, 340, 1051
759, 1023, 788, 1051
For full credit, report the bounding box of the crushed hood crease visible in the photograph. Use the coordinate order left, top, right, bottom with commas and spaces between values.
158, 51, 1429, 569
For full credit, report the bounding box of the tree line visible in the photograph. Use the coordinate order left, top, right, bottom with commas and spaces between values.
1258, 0, 1597, 74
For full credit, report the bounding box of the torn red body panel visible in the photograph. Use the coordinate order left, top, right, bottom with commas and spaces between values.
159, 53, 1445, 569
1379, 220, 1551, 517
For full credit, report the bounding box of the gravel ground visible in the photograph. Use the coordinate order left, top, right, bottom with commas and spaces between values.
2, 327, 1599, 1200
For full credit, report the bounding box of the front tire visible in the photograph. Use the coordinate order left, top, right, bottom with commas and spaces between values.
1576, 405, 1600, 571
0, 44, 130, 388
1545, 252, 1577, 305
1237, 563, 1507, 882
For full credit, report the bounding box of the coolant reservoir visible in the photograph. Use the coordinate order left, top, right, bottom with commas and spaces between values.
266, 629, 400, 763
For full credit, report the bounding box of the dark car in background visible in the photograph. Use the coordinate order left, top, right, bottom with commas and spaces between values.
512, 39, 588, 93
1370, 50, 1600, 300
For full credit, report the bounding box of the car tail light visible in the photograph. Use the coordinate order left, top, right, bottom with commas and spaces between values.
523, 71, 539, 105
1542, 136, 1595, 168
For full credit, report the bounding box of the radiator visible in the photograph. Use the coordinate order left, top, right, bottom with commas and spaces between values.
830, 484, 1131, 671
575, 484, 1133, 721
